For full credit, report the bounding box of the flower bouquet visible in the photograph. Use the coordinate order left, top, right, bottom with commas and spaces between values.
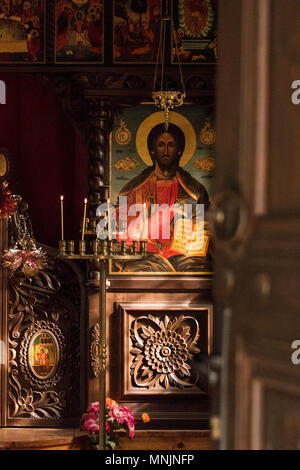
81, 398, 150, 450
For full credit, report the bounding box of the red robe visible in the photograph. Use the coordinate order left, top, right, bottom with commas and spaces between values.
116, 168, 209, 259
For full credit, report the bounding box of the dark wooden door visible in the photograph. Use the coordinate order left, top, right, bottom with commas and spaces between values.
212, 0, 300, 449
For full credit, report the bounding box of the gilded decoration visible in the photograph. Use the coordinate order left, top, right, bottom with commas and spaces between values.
113, 156, 139, 173
114, 119, 132, 146
90, 323, 100, 377
129, 314, 201, 390
199, 121, 216, 145
193, 157, 216, 171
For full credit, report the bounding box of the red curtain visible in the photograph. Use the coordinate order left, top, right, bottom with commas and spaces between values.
0, 74, 88, 248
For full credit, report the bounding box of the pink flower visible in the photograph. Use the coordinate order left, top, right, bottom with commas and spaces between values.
89, 423, 99, 433
88, 402, 99, 414
120, 407, 135, 426
82, 418, 97, 432
109, 406, 125, 424
86, 411, 98, 421
82, 400, 143, 447
128, 425, 135, 439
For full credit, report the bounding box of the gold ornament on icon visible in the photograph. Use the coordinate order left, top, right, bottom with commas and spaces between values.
115, 120, 131, 146
200, 121, 216, 146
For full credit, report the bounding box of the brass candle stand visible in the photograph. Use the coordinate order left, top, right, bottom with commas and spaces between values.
58, 238, 148, 450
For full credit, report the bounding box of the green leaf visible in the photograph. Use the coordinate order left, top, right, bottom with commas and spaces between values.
106, 439, 116, 450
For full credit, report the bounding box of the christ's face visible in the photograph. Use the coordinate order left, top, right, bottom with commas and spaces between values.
153, 132, 179, 170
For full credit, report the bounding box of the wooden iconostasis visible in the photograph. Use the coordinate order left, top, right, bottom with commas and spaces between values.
0, 0, 217, 429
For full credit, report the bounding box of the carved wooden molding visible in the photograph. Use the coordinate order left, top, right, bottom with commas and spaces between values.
118, 302, 213, 397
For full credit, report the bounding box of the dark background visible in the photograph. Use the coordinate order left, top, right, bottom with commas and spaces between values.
0, 74, 88, 248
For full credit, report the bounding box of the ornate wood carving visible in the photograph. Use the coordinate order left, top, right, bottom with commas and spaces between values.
118, 302, 213, 398
130, 314, 201, 390
7, 271, 66, 420
6, 251, 81, 422
85, 98, 116, 280
8, 370, 65, 420
74, 68, 215, 98
87, 98, 114, 211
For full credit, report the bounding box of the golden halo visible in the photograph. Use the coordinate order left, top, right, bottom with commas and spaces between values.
136, 111, 196, 167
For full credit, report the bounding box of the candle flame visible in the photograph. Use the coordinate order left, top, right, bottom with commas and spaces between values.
107, 198, 110, 204
60, 195, 64, 201
84, 198, 87, 204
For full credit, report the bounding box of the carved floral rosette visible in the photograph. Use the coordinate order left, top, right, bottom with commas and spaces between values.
130, 314, 201, 391
20, 321, 66, 390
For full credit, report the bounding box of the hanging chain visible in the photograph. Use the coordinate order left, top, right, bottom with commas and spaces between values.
172, 18, 185, 95
152, 0, 185, 129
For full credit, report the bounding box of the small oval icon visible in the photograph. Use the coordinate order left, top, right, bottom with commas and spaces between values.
28, 330, 59, 380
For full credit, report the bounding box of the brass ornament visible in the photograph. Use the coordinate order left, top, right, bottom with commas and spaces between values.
129, 314, 201, 390
199, 121, 216, 146
152, 91, 186, 131
90, 323, 100, 377
99, 344, 107, 373
114, 120, 131, 146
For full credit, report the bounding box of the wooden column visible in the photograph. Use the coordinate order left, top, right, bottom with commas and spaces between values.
86, 97, 115, 282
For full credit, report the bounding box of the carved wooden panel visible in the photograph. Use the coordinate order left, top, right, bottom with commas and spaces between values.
5, 254, 83, 426
118, 302, 213, 398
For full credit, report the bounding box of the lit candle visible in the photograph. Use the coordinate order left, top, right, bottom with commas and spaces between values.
142, 202, 148, 240
60, 195, 64, 241
107, 198, 112, 240
82, 198, 88, 241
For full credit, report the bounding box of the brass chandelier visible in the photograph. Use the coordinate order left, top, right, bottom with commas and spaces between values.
152, 6, 186, 130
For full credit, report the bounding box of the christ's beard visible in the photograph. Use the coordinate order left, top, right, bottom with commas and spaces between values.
155, 157, 180, 173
